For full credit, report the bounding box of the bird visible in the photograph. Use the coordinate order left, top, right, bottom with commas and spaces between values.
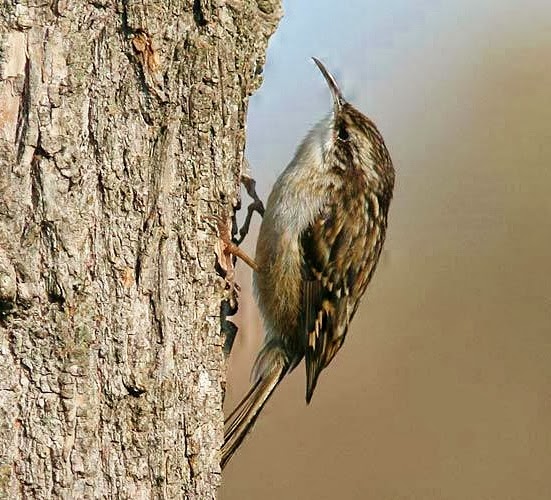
221, 57, 395, 469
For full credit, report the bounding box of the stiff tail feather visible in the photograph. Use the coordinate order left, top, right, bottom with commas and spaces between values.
221, 344, 287, 469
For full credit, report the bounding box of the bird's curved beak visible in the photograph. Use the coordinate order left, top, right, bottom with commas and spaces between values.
312, 57, 345, 112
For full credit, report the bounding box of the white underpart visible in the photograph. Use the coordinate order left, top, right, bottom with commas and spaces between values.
267, 115, 335, 238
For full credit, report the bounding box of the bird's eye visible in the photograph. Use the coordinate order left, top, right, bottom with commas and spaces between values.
337, 124, 349, 141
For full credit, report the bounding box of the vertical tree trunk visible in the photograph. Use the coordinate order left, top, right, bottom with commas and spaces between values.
0, 1, 280, 497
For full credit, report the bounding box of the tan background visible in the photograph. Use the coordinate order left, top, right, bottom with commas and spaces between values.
221, 1, 551, 498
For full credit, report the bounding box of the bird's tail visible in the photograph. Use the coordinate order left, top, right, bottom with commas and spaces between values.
221, 341, 287, 469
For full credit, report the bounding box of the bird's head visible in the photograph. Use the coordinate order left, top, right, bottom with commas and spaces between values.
312, 57, 393, 187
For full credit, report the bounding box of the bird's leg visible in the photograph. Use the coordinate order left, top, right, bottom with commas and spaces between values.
217, 167, 264, 271
235, 172, 265, 245
216, 212, 259, 273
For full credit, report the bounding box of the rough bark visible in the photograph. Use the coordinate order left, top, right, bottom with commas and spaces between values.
0, 1, 280, 498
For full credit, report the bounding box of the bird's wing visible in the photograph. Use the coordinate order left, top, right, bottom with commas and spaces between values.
300, 191, 386, 403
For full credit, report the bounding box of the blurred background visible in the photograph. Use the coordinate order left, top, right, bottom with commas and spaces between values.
221, 1, 551, 498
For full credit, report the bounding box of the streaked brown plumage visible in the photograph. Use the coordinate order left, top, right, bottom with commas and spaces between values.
222, 58, 395, 469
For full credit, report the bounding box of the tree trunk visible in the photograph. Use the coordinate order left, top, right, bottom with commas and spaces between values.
0, 1, 280, 498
